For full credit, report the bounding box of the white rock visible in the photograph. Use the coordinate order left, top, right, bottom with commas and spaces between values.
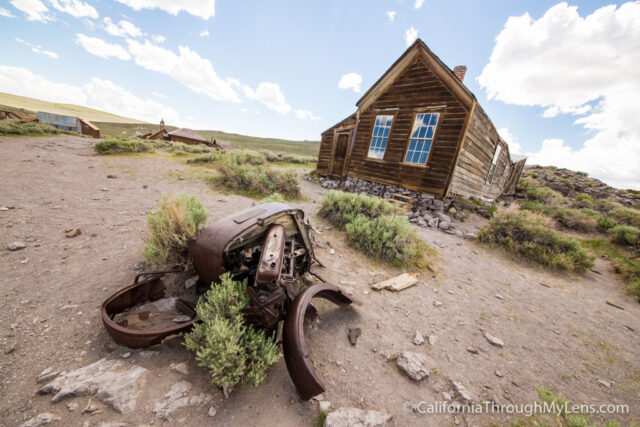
208, 406, 217, 417
484, 332, 504, 348
329, 249, 336, 255
36, 368, 59, 384
170, 362, 189, 376
184, 277, 198, 289
121, 352, 131, 359
433, 301, 443, 307
66, 401, 79, 411
427, 335, 437, 346
153, 381, 213, 420
38, 358, 148, 414
413, 331, 425, 346
319, 400, 331, 411
452, 381, 473, 402
324, 407, 391, 427
20, 413, 61, 427
442, 392, 451, 401
395, 351, 430, 381
7, 241, 26, 251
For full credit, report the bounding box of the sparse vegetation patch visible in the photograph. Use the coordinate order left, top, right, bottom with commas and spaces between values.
94, 139, 153, 154
478, 208, 594, 271
319, 190, 430, 267
0, 120, 73, 136
216, 162, 300, 199
142, 193, 208, 266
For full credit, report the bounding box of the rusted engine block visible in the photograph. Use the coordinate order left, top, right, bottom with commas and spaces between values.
102, 202, 354, 400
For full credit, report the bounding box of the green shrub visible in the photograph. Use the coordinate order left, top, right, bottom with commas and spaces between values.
573, 193, 595, 208
260, 150, 317, 164
259, 193, 286, 204
517, 177, 564, 204
0, 120, 69, 136
94, 139, 153, 154
519, 200, 598, 232
609, 225, 640, 247
478, 209, 594, 271
597, 216, 618, 231
184, 273, 279, 388
318, 191, 428, 267
165, 142, 214, 154
186, 153, 223, 164
318, 190, 399, 228
609, 207, 640, 228
558, 177, 574, 189
595, 199, 623, 213
228, 150, 267, 166
582, 239, 640, 301
142, 193, 207, 266
216, 163, 300, 199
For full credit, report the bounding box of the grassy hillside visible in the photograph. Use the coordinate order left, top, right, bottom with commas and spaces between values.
0, 92, 145, 124
1, 92, 320, 157
94, 122, 320, 157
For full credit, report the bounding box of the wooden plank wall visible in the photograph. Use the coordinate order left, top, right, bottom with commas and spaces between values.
504, 159, 527, 195
447, 104, 512, 201
346, 58, 470, 197
316, 115, 356, 175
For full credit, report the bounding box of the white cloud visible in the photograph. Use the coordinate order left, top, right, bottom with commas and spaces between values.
10, 0, 51, 22
103, 17, 144, 38
126, 39, 240, 103
386, 11, 395, 23
249, 82, 291, 115
414, 0, 424, 9
497, 127, 522, 155
152, 91, 167, 98
338, 72, 362, 93
294, 110, 320, 120
150, 34, 165, 43
49, 0, 97, 19
15, 37, 59, 59
0, 65, 179, 123
114, 0, 215, 20
404, 26, 418, 46
478, 2, 640, 189
0, 7, 16, 17
200, 29, 209, 37
75, 34, 131, 60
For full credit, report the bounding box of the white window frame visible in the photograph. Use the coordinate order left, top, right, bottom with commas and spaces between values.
404, 113, 439, 165
486, 144, 502, 184
367, 115, 394, 159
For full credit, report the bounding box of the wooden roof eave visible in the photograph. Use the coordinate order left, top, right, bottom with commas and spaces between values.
355, 39, 475, 113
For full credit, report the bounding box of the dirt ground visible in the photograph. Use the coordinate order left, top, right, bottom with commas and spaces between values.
1, 135, 638, 426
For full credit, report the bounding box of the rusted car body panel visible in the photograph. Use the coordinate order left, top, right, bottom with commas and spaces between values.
101, 271, 198, 348
101, 202, 353, 399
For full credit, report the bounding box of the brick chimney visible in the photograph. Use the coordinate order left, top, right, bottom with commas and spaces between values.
453, 65, 467, 82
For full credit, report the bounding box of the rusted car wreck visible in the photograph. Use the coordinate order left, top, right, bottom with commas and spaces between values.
102, 203, 354, 400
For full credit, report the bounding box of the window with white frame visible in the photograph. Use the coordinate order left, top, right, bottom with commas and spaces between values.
367, 115, 393, 159
486, 144, 502, 183
404, 113, 439, 165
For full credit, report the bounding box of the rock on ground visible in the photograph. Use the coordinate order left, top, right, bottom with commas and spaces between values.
7, 241, 26, 251
38, 358, 148, 414
395, 351, 430, 381
484, 332, 505, 347
19, 413, 61, 427
413, 331, 425, 345
452, 381, 473, 402
324, 407, 392, 427
153, 381, 213, 420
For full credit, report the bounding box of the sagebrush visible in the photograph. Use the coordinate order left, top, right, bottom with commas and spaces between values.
319, 191, 429, 267
0, 120, 72, 136
478, 208, 594, 271
216, 163, 300, 199
94, 139, 153, 154
142, 193, 207, 266
184, 273, 279, 388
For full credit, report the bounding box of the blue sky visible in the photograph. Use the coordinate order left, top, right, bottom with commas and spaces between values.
1, 0, 639, 188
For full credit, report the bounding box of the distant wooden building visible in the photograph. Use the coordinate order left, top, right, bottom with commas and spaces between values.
139, 127, 169, 140
36, 112, 100, 138
167, 128, 208, 145
317, 39, 525, 202
210, 139, 236, 151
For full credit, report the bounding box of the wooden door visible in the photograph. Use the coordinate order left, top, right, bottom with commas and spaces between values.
329, 131, 351, 178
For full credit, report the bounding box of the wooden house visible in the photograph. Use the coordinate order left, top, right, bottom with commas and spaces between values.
36, 112, 100, 138
316, 39, 526, 202
167, 128, 208, 145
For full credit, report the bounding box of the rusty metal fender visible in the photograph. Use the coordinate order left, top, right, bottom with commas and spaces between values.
101, 272, 199, 348
282, 282, 354, 400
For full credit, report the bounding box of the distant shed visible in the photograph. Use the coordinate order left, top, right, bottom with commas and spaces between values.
167, 128, 208, 145
36, 112, 100, 138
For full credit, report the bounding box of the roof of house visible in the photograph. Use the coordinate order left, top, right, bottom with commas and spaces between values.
168, 128, 207, 142
356, 38, 476, 112
79, 118, 99, 131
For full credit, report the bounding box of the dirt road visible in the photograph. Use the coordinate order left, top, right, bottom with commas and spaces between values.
1, 136, 638, 426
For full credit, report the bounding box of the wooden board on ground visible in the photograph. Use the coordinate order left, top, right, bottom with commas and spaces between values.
371, 273, 419, 291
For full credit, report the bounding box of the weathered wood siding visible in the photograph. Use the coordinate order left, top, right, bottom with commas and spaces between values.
504, 158, 527, 195
316, 114, 356, 176
447, 105, 512, 201
346, 58, 470, 197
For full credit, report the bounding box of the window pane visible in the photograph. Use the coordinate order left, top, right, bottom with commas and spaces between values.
418, 151, 428, 164
430, 114, 438, 125
367, 115, 394, 159
426, 127, 434, 139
